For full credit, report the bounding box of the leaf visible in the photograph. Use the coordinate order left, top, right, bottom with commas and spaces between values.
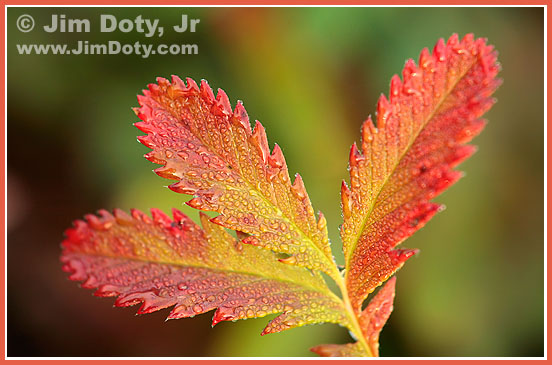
61, 33, 500, 357
340, 33, 501, 312
60, 208, 348, 334
134, 77, 338, 279
311, 277, 396, 357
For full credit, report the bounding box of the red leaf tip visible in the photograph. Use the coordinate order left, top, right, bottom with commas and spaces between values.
214, 88, 232, 116
200, 79, 215, 103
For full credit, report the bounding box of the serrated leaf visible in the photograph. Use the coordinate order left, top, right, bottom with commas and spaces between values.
341, 33, 501, 312
60, 33, 500, 357
61, 208, 348, 334
134, 77, 338, 279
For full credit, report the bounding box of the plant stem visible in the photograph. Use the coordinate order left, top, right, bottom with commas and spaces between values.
335, 274, 374, 357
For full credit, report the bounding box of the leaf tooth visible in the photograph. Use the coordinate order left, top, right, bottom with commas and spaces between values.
233, 100, 252, 134
156, 76, 170, 88
171, 74, 186, 89
135, 99, 153, 119
268, 143, 285, 169
81, 275, 98, 289
130, 208, 151, 224
114, 293, 141, 307
361, 116, 377, 155
147, 82, 161, 95
138, 297, 175, 315
388, 248, 418, 265
166, 305, 190, 320
251, 121, 270, 164
84, 213, 109, 231
134, 121, 155, 134
261, 313, 291, 335
137, 135, 155, 149
457, 119, 487, 144
199, 79, 215, 104
186, 197, 205, 210
168, 180, 197, 195
94, 284, 120, 297
97, 209, 114, 221
341, 180, 352, 219
166, 84, 182, 100
317, 211, 327, 232
389, 74, 402, 103
154, 164, 177, 180
211, 307, 235, 326
113, 208, 133, 225
171, 208, 187, 222
171, 75, 199, 97
430, 169, 463, 199
432, 37, 447, 62
63, 220, 87, 248
402, 58, 418, 80
418, 47, 433, 70
140, 86, 152, 98
396, 202, 442, 245
461, 33, 475, 47
376, 94, 391, 129
214, 88, 232, 116
184, 77, 200, 92
447, 33, 460, 48
62, 258, 86, 280
209, 215, 226, 227
348, 142, 362, 168
171, 208, 197, 231
150, 208, 172, 228
291, 174, 307, 200
448, 144, 477, 168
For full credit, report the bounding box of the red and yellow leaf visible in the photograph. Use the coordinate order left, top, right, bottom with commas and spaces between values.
60, 33, 500, 357
134, 77, 338, 279
61, 209, 348, 334
340, 34, 500, 312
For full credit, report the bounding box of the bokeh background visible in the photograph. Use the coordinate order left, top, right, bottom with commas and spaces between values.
7, 6, 544, 357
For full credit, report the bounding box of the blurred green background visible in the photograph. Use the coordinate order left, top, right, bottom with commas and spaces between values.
7, 7, 543, 357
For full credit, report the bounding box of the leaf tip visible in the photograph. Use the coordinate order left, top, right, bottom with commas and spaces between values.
389, 74, 402, 102
251, 121, 270, 163
268, 143, 285, 169
349, 142, 362, 168
211, 308, 231, 327
200, 79, 215, 103
214, 88, 232, 116
233, 100, 252, 133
